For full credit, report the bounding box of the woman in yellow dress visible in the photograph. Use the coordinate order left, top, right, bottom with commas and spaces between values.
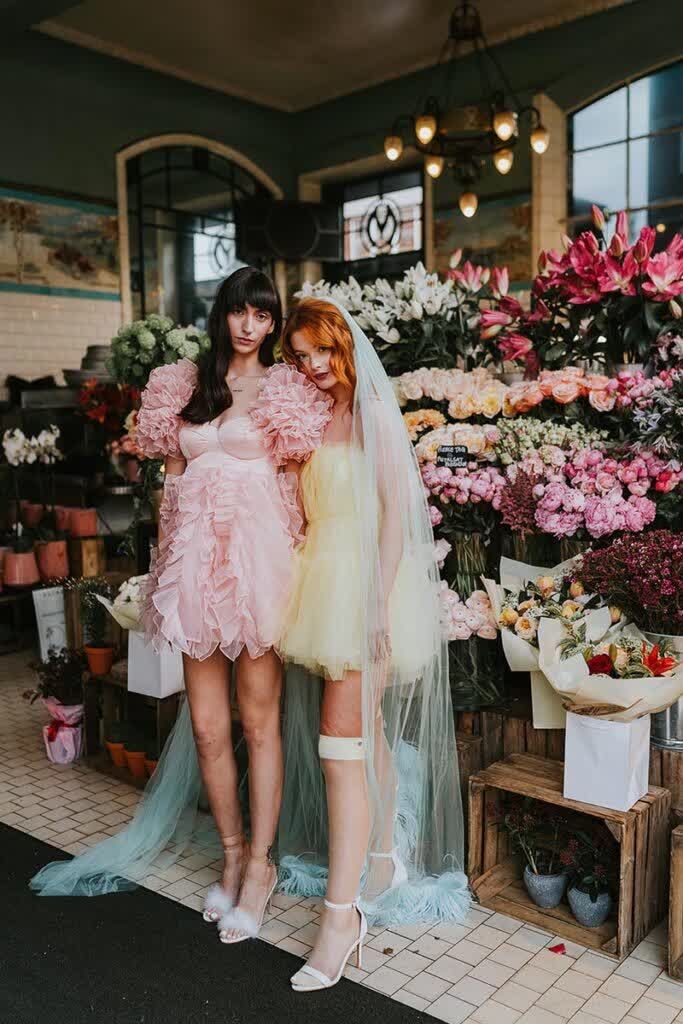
273, 297, 470, 993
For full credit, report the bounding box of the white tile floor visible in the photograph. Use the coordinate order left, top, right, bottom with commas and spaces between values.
2, 649, 683, 1024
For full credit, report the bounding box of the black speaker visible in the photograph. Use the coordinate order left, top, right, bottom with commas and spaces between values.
236, 199, 342, 263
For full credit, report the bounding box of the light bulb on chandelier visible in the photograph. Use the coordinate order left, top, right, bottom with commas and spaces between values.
425, 154, 445, 179
415, 113, 438, 145
530, 125, 550, 154
493, 110, 517, 142
493, 148, 514, 175
459, 191, 478, 218
384, 135, 403, 161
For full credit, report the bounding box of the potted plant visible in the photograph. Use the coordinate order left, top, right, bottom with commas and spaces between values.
124, 729, 147, 779
504, 797, 569, 909
31, 426, 70, 579
105, 720, 129, 767
23, 648, 87, 764
67, 576, 116, 675
1, 428, 40, 586
562, 830, 616, 927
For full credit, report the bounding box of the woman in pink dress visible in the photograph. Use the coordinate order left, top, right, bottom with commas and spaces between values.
134, 267, 330, 941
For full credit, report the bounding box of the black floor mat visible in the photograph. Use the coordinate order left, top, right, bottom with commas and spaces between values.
1, 823, 432, 1024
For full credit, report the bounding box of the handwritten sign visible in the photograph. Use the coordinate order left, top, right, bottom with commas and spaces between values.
436, 444, 468, 469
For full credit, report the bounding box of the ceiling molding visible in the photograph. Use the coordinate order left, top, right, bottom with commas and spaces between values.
37, 20, 298, 111
39, 0, 633, 114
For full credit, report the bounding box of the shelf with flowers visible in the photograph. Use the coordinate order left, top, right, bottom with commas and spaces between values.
104, 314, 210, 560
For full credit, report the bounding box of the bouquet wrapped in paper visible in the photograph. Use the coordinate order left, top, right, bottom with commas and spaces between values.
538, 618, 683, 722
483, 556, 619, 728
95, 575, 148, 633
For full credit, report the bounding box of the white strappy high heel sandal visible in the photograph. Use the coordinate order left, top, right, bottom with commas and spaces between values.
290, 899, 368, 992
202, 832, 245, 923
217, 868, 278, 944
369, 847, 408, 888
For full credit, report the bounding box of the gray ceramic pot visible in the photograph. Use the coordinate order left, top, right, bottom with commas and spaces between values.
567, 885, 612, 927
523, 864, 568, 909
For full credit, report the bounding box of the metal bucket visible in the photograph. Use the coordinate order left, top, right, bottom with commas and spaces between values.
644, 631, 683, 750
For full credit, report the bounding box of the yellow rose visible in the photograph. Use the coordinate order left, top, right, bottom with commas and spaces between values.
536, 576, 557, 598
518, 599, 538, 613
514, 616, 537, 642
569, 581, 585, 598
561, 600, 582, 619
448, 395, 476, 420
479, 390, 503, 419
500, 607, 519, 626
609, 605, 622, 624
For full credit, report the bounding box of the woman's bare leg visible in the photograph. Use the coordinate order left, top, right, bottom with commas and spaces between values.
183, 649, 245, 902
220, 647, 282, 938
303, 670, 370, 979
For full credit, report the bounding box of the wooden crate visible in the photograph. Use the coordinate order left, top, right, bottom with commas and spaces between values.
670, 824, 683, 979
468, 753, 671, 961
68, 537, 106, 577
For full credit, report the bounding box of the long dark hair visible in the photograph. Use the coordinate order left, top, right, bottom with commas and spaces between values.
181, 267, 282, 424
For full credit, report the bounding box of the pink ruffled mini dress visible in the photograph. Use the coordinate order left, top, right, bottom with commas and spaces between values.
135, 359, 331, 662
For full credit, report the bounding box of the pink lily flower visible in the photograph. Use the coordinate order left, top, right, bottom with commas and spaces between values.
491, 266, 509, 298
498, 333, 533, 362
642, 252, 683, 301
632, 227, 656, 263
480, 309, 513, 339
452, 260, 485, 292
597, 252, 638, 295
615, 210, 629, 245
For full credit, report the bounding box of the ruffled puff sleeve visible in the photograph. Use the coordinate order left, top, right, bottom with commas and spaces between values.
135, 358, 198, 459
249, 363, 332, 466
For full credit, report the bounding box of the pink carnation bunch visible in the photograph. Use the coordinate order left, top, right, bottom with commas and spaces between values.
422, 462, 507, 509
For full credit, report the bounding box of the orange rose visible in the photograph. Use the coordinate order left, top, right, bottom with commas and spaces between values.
551, 381, 581, 404
562, 366, 586, 379
588, 389, 617, 412
585, 374, 610, 391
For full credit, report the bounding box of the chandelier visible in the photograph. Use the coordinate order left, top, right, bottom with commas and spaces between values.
383, 1, 550, 218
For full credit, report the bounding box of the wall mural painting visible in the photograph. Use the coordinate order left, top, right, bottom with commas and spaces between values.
434, 192, 532, 286
0, 186, 120, 299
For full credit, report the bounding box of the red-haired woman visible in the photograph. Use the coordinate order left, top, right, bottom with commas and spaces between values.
269, 297, 469, 992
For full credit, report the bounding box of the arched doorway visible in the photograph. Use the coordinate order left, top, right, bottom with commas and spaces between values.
116, 134, 283, 324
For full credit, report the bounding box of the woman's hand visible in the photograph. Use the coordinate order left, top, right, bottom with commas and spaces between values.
370, 600, 392, 663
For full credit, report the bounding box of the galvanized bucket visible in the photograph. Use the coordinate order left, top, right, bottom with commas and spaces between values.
644, 631, 683, 750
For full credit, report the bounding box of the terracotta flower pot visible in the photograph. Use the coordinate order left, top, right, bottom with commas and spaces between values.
70, 508, 98, 537
125, 749, 146, 779
36, 540, 69, 580
105, 740, 126, 767
3, 550, 40, 587
84, 644, 114, 676
0, 545, 9, 592
23, 503, 44, 528
54, 506, 72, 533
144, 758, 158, 778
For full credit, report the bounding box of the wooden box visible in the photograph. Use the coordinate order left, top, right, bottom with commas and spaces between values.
67, 537, 106, 578
670, 824, 683, 979
468, 753, 671, 961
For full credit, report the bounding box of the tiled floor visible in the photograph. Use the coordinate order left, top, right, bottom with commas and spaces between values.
3, 648, 683, 1024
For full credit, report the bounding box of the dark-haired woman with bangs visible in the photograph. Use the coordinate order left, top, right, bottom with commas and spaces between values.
30, 268, 330, 946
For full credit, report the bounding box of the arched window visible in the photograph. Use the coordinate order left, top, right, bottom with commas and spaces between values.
569, 61, 683, 246
116, 135, 281, 325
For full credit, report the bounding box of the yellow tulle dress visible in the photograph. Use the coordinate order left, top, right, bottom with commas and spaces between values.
278, 443, 437, 681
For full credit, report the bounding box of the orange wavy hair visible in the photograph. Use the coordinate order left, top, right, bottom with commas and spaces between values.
282, 298, 356, 393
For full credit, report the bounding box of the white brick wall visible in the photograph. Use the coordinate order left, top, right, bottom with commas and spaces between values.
0, 291, 122, 401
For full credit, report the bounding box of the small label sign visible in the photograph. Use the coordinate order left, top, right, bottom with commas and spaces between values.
436, 444, 468, 469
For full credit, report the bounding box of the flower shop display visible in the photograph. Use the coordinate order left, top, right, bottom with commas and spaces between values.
23, 648, 87, 764
106, 314, 210, 389
573, 532, 683, 748
484, 207, 683, 370
503, 797, 569, 909
299, 258, 514, 375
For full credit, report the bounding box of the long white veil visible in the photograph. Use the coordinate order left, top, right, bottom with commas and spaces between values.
277, 298, 470, 926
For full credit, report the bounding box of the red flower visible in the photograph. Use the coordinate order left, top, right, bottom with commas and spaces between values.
642, 643, 678, 677
587, 653, 614, 676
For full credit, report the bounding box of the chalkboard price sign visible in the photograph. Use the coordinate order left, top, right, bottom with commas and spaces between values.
436, 445, 469, 469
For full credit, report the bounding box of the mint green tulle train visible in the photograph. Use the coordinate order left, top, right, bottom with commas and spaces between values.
276, 667, 471, 928
30, 699, 213, 896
